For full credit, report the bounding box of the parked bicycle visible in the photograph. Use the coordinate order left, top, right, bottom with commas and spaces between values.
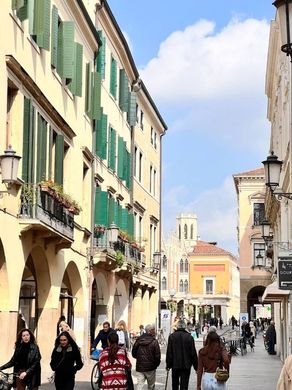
90, 349, 102, 390
0, 371, 17, 390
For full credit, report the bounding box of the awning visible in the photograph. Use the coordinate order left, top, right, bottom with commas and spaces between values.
262, 281, 290, 302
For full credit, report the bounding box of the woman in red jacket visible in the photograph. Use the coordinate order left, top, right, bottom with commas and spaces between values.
99, 332, 132, 390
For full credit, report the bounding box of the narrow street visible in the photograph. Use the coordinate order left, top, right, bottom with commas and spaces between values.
42, 331, 282, 389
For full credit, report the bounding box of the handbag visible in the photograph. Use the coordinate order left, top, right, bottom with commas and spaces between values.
215, 352, 229, 383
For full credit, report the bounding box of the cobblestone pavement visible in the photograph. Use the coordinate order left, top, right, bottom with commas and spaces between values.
42, 330, 283, 389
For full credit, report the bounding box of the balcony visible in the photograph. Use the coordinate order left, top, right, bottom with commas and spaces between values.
19, 185, 74, 249
92, 231, 144, 272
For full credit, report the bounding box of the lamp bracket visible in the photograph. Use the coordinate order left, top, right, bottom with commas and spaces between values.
273, 192, 292, 201
281, 43, 292, 61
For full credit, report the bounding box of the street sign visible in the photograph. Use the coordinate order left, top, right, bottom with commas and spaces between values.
278, 259, 292, 289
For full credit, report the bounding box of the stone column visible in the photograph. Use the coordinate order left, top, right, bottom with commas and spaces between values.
131, 287, 142, 331
0, 311, 18, 364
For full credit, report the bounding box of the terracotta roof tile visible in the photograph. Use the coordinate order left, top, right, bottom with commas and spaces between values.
233, 167, 264, 177
189, 241, 232, 256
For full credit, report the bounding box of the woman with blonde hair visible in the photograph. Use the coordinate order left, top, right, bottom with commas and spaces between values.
58, 321, 76, 341
116, 320, 129, 349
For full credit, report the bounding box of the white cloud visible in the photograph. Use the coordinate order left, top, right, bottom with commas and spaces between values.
163, 177, 238, 255
140, 18, 270, 103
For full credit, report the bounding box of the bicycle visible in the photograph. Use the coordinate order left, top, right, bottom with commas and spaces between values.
90, 349, 102, 390
0, 370, 16, 390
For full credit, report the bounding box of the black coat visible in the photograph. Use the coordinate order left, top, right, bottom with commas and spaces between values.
50, 344, 83, 381
132, 333, 161, 372
166, 329, 198, 371
92, 328, 116, 349
0, 343, 41, 390
266, 324, 277, 344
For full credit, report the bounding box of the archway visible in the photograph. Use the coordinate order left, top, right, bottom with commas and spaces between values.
247, 285, 268, 319
0, 239, 9, 310
90, 273, 110, 342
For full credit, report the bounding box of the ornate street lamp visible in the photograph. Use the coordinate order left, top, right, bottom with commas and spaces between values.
262, 152, 282, 190
255, 253, 264, 268
261, 218, 273, 242
273, 0, 292, 60
153, 251, 161, 269
107, 223, 119, 243
0, 145, 21, 194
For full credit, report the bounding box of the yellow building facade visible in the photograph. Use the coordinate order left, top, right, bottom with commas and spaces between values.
0, 0, 166, 379
188, 241, 240, 324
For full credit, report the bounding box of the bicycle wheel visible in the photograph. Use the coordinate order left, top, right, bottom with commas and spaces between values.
91, 362, 100, 390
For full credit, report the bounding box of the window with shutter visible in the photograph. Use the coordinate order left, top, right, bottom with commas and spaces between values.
51, 5, 58, 68
119, 69, 129, 112
95, 111, 108, 160
57, 21, 75, 80
108, 196, 115, 226
16, 0, 28, 22
69, 42, 83, 97
22, 97, 35, 184
36, 114, 48, 182
117, 136, 125, 179
96, 31, 106, 80
54, 133, 64, 185
95, 187, 108, 226
33, 0, 51, 50
110, 55, 117, 98
85, 63, 92, 115
121, 208, 128, 232
128, 91, 137, 126
117, 203, 122, 228
125, 150, 131, 189
91, 72, 102, 120
108, 128, 116, 171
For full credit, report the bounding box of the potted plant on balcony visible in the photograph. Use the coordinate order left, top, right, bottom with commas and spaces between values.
119, 230, 130, 242
94, 224, 106, 234
68, 200, 82, 215
116, 251, 124, 267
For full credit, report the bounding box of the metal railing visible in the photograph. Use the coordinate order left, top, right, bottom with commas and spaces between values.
19, 185, 74, 240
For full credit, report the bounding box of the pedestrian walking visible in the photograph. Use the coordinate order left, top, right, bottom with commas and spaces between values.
115, 320, 129, 349
266, 320, 277, 355
0, 328, 41, 390
139, 324, 146, 336
230, 315, 236, 330
50, 331, 83, 390
249, 321, 256, 344
197, 332, 230, 390
58, 320, 76, 341
166, 319, 198, 390
132, 323, 161, 390
92, 321, 116, 350
276, 354, 292, 389
99, 332, 132, 390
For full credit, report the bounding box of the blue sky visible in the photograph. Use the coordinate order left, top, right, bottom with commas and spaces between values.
108, 0, 276, 255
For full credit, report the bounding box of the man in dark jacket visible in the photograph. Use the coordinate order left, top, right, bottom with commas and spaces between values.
132, 323, 161, 390
166, 319, 198, 390
92, 321, 116, 350
266, 320, 277, 355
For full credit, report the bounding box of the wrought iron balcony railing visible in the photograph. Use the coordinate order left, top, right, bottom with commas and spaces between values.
19, 185, 74, 240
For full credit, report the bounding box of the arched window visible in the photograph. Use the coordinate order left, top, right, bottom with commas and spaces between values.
162, 277, 167, 290
184, 280, 188, 292
162, 255, 167, 269
178, 224, 181, 239
184, 224, 188, 239
180, 259, 184, 273
179, 280, 184, 292
185, 259, 188, 273
191, 224, 194, 239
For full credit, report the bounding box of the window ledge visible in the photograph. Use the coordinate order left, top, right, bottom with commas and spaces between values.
27, 36, 41, 54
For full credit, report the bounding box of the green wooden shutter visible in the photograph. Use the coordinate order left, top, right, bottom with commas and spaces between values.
22, 97, 31, 183
96, 32, 106, 80
57, 21, 75, 79
128, 91, 137, 126
108, 196, 115, 226
91, 72, 102, 120
114, 200, 119, 226
12, 0, 24, 10
48, 126, 53, 179
94, 187, 108, 226
54, 134, 64, 185
85, 63, 92, 115
17, 0, 28, 21
117, 203, 122, 228
34, 0, 51, 50
96, 111, 107, 159
125, 149, 132, 188
121, 208, 128, 231
69, 42, 83, 97
117, 136, 124, 179
51, 5, 58, 67
36, 114, 47, 182
119, 69, 129, 112
109, 128, 116, 171
110, 55, 117, 98
128, 212, 134, 239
